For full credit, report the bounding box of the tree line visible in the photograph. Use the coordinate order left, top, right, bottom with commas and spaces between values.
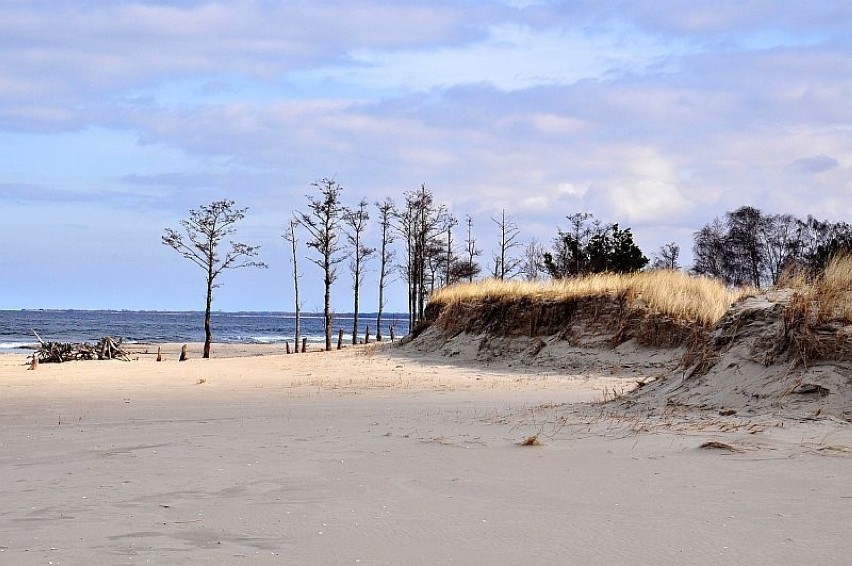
693, 206, 852, 288
162, 188, 850, 358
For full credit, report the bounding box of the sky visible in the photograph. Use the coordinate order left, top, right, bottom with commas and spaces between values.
1, 0, 851, 312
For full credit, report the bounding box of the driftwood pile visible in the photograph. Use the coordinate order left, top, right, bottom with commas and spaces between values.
32, 331, 131, 363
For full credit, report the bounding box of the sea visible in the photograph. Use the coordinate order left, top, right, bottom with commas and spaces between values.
0, 310, 410, 352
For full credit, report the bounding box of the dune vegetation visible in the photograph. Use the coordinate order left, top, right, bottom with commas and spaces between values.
430, 254, 851, 334
783, 254, 852, 326
429, 269, 754, 328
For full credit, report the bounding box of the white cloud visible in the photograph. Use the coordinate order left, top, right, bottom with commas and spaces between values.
2, 1, 852, 309
597, 179, 694, 224
300, 21, 693, 93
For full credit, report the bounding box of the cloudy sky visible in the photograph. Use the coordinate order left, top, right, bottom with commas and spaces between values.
1, 0, 850, 312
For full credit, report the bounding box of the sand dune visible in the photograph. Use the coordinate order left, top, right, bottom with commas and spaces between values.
1, 344, 850, 564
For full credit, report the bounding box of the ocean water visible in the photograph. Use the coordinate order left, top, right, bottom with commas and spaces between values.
0, 310, 409, 351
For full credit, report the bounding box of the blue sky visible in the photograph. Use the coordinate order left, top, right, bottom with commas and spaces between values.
1, 1, 851, 312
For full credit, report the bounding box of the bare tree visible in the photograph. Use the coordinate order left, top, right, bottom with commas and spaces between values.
283, 218, 301, 352
760, 213, 801, 284
375, 198, 396, 341
651, 242, 680, 270
519, 238, 547, 280
459, 214, 481, 282
727, 206, 764, 287
693, 218, 733, 282
298, 178, 345, 351
491, 209, 522, 279
443, 214, 459, 286
343, 199, 376, 345
396, 185, 446, 326
162, 199, 266, 359
544, 212, 599, 277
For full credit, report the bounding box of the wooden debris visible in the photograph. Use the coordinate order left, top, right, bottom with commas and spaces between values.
31, 332, 131, 363
156, 346, 162, 362
179, 344, 188, 362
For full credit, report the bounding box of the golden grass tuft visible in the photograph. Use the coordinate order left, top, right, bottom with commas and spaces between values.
775, 254, 852, 366
814, 254, 852, 322
783, 254, 852, 327
430, 270, 752, 327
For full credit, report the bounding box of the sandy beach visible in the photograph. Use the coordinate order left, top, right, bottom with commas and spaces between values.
1, 344, 850, 565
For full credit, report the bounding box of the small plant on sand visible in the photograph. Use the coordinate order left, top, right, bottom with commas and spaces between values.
520, 434, 541, 446
515, 406, 569, 447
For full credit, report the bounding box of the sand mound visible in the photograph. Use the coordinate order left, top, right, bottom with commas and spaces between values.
633, 290, 852, 420
403, 290, 852, 420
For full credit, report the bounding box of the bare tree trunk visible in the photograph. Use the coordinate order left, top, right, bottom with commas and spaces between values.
352, 286, 359, 345
377, 263, 385, 342
376, 200, 394, 342
285, 220, 301, 354
324, 264, 332, 351
203, 271, 213, 358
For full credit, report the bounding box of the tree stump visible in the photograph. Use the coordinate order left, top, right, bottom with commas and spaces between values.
29, 354, 38, 370
302, 337, 307, 353
179, 344, 188, 362
156, 346, 162, 362
285, 341, 291, 354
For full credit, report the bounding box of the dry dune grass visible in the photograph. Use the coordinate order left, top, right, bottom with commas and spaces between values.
785, 254, 852, 325
815, 254, 852, 322
430, 270, 752, 327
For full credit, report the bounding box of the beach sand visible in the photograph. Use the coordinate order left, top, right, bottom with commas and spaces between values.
1, 344, 850, 564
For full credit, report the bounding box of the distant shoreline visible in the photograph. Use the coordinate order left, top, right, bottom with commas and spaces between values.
0, 310, 410, 352
1, 340, 395, 358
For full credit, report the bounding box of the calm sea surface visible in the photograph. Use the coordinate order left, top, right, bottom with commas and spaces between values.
0, 310, 409, 351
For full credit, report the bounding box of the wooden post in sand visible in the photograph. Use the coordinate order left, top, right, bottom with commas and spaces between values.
29, 353, 38, 370
364, 325, 370, 344
390, 323, 395, 342
156, 346, 162, 362
285, 341, 291, 354
301, 337, 307, 353
179, 344, 188, 362
337, 329, 344, 350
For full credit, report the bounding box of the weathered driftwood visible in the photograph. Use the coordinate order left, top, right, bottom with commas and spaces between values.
32, 332, 131, 363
